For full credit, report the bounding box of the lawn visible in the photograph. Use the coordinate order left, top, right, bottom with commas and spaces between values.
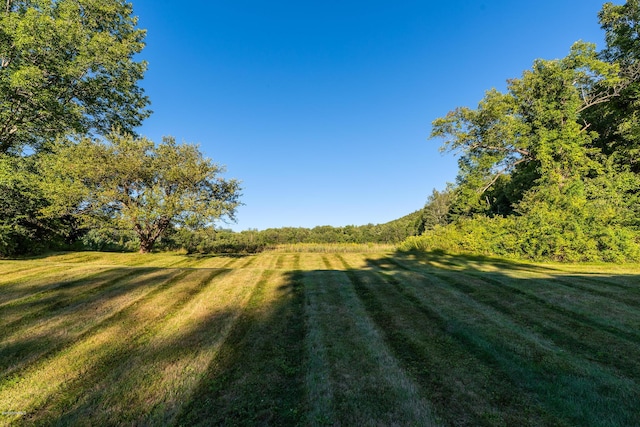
1, 249, 639, 426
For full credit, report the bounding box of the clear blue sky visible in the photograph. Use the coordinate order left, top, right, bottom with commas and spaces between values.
132, 0, 608, 231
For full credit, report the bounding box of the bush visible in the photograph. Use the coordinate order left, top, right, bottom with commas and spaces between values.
81, 228, 139, 252
400, 215, 640, 262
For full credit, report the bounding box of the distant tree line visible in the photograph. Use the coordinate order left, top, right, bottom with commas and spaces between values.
157, 211, 423, 254
403, 1, 640, 262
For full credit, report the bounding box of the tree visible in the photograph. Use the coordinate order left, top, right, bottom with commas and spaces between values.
0, 153, 83, 255
430, 42, 620, 215
0, 154, 47, 254
0, 0, 149, 154
42, 133, 242, 253
589, 0, 640, 173
416, 185, 455, 234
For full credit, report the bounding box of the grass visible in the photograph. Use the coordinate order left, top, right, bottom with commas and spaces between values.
270, 243, 396, 253
1, 250, 640, 425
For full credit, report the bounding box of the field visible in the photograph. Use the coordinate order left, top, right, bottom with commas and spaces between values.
1, 249, 640, 426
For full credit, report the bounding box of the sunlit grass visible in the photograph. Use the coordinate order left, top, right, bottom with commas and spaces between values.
1, 249, 640, 425
272, 242, 395, 253
303, 268, 438, 425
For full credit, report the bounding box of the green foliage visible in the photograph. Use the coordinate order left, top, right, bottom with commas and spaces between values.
400, 215, 640, 262
80, 227, 138, 252
41, 133, 242, 253
158, 211, 424, 255
163, 227, 268, 254
590, 0, 640, 173
0, 154, 76, 255
402, 216, 515, 257
416, 185, 455, 233
418, 3, 640, 263
431, 42, 616, 215
0, 0, 149, 153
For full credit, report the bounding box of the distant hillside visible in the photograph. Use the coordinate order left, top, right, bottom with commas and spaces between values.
379, 209, 423, 234
160, 209, 425, 254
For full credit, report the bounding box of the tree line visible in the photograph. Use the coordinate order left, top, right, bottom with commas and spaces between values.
404, 1, 640, 262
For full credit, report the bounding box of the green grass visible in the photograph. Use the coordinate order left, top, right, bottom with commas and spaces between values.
1, 250, 640, 425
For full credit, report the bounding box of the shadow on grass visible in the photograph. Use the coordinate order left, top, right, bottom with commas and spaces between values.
175, 271, 306, 426
3, 261, 306, 426
0, 267, 170, 376
2, 251, 640, 426
349, 250, 640, 426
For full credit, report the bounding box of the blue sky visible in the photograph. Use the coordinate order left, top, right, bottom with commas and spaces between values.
132, 0, 608, 231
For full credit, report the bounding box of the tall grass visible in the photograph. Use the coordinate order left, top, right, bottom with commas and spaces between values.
271, 242, 395, 253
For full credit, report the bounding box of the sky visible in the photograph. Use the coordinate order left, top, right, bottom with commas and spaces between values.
131, 0, 608, 231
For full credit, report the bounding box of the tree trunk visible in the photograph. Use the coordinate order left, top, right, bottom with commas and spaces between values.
139, 237, 155, 253
135, 218, 170, 254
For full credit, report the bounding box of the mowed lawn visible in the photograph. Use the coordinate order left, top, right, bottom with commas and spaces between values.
1, 250, 640, 426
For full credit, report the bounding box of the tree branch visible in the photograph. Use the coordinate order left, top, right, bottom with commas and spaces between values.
469, 143, 531, 158
479, 157, 529, 194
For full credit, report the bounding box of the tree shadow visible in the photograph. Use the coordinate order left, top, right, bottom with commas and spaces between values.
3, 251, 640, 426
350, 249, 640, 426
0, 267, 174, 377
174, 271, 306, 426
8, 264, 306, 426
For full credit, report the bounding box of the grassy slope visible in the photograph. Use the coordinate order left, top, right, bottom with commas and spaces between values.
1, 250, 640, 426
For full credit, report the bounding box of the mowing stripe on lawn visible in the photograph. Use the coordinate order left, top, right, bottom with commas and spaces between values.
0, 262, 61, 283
302, 264, 438, 426
43, 267, 258, 426
293, 253, 301, 269
456, 270, 640, 344
551, 274, 640, 306
390, 255, 640, 343
438, 270, 640, 378
0, 267, 229, 420
303, 270, 337, 426
0, 268, 180, 382
0, 263, 101, 304
320, 255, 332, 270
296, 253, 331, 270
0, 267, 153, 333
0, 268, 159, 370
176, 269, 307, 426
338, 256, 539, 426
239, 254, 258, 268
245, 253, 279, 269
365, 254, 640, 426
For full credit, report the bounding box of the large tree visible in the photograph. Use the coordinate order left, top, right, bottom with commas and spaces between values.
588, 0, 640, 173
430, 42, 622, 215
0, 0, 149, 154
42, 133, 242, 253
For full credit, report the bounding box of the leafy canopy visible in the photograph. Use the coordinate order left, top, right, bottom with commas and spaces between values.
430, 42, 621, 215
42, 133, 242, 253
0, 0, 149, 154
420, 2, 640, 262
